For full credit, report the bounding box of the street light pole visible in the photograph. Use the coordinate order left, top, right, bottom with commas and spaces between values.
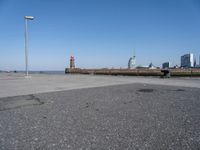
24, 16, 34, 77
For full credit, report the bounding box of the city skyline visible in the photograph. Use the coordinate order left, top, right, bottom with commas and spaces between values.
0, 0, 200, 70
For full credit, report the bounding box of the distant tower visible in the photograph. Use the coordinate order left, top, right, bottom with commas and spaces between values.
194, 57, 196, 67
70, 56, 75, 69
128, 50, 136, 69
199, 55, 200, 67
181, 53, 194, 68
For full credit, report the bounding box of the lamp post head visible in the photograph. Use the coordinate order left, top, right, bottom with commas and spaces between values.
24, 16, 34, 20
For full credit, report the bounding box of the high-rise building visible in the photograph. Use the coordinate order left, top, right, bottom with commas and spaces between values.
199, 55, 200, 67
181, 53, 194, 68
128, 55, 136, 69
162, 62, 170, 69
194, 57, 197, 67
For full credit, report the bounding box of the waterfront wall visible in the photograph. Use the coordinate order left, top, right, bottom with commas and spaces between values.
65, 68, 200, 77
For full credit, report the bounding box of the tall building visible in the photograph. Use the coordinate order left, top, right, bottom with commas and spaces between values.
128, 55, 136, 69
199, 55, 200, 67
162, 62, 170, 69
70, 56, 75, 69
194, 57, 197, 67
181, 53, 194, 68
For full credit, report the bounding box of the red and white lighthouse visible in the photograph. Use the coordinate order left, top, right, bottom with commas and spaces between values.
70, 55, 75, 69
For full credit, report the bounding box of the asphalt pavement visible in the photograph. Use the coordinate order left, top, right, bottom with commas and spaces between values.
1, 73, 200, 98
0, 83, 200, 149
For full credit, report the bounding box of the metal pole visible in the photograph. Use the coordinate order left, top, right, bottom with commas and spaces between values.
24, 18, 29, 76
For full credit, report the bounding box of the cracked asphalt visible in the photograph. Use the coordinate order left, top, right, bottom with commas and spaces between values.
0, 83, 200, 149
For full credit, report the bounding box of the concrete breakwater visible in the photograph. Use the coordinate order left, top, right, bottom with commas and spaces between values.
65, 68, 200, 77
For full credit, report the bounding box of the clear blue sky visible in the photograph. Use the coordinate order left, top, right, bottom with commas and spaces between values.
0, 0, 200, 70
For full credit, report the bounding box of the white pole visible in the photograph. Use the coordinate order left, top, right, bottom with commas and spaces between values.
24, 18, 28, 76
24, 16, 34, 77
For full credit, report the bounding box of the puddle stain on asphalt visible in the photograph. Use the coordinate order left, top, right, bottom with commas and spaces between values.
0, 94, 44, 111
137, 89, 155, 93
